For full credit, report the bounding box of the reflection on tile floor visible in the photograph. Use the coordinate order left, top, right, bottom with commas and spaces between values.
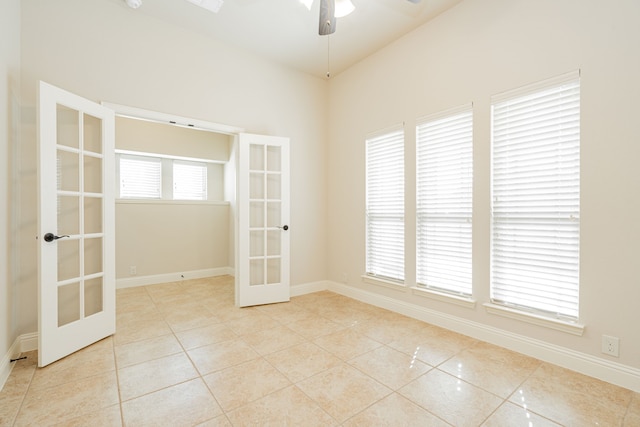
1, 276, 638, 426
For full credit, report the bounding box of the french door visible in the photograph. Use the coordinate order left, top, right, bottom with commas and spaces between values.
237, 133, 290, 307
38, 82, 115, 367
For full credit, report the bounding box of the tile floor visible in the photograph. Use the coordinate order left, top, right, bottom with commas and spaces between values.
1, 275, 639, 426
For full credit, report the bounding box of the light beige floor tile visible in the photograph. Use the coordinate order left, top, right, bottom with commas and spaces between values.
0, 394, 24, 426
296, 363, 392, 423
116, 292, 156, 314
439, 341, 541, 398
196, 414, 233, 426
114, 333, 183, 368
187, 338, 260, 375
203, 358, 291, 411
255, 300, 313, 324
313, 328, 383, 360
343, 392, 449, 427
52, 404, 123, 427
349, 345, 432, 390
114, 316, 173, 346
144, 281, 185, 302
225, 385, 338, 427
287, 316, 346, 339
482, 402, 561, 427
14, 371, 119, 427
121, 378, 222, 427
0, 351, 37, 396
317, 305, 375, 328
510, 363, 633, 426
29, 339, 115, 391
162, 304, 222, 332
241, 324, 306, 355
351, 314, 424, 344
211, 304, 257, 322
223, 311, 282, 336
625, 393, 640, 426
175, 322, 238, 350
399, 369, 503, 427
118, 352, 199, 401
388, 326, 477, 366
0, 351, 37, 424
265, 341, 343, 383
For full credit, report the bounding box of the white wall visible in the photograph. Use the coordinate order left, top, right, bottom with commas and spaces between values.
1, 0, 21, 362
114, 117, 232, 280
18, 0, 328, 334
327, 0, 640, 370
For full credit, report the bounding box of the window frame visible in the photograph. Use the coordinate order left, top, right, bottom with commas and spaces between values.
415, 104, 474, 298
489, 71, 581, 323
365, 125, 405, 284
116, 150, 220, 203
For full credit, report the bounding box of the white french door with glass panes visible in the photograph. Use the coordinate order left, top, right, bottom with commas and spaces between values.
237, 133, 290, 307
38, 81, 115, 367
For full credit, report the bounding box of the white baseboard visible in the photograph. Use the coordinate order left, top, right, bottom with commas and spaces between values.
116, 267, 234, 289
0, 332, 38, 391
293, 280, 640, 393
291, 280, 333, 297
0, 337, 21, 391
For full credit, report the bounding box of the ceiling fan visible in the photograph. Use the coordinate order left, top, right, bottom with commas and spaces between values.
319, 0, 421, 35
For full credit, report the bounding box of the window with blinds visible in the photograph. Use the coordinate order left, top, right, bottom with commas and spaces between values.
491, 71, 580, 321
119, 155, 162, 199
416, 106, 473, 296
173, 161, 208, 201
366, 127, 405, 282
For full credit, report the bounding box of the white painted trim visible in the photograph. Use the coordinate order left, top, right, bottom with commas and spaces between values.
102, 102, 244, 135
20, 333, 38, 353
361, 275, 407, 292
291, 280, 332, 297
321, 281, 640, 392
0, 333, 39, 391
116, 267, 234, 289
411, 286, 476, 309
0, 337, 21, 391
484, 302, 584, 336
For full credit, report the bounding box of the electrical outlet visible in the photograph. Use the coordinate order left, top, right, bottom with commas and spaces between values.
342, 272, 348, 284
602, 335, 619, 357
129, 266, 137, 276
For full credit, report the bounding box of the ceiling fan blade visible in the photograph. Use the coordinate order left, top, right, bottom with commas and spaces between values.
319, 0, 336, 36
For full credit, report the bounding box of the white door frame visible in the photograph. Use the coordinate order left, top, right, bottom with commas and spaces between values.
102, 103, 282, 306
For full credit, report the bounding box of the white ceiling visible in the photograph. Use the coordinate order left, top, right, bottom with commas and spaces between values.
119, 0, 463, 79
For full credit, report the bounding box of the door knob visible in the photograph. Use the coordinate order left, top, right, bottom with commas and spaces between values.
44, 233, 70, 242
278, 225, 289, 231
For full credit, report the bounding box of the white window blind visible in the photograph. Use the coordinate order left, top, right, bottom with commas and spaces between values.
491, 72, 580, 320
416, 106, 473, 296
366, 127, 405, 282
119, 155, 161, 199
173, 161, 208, 200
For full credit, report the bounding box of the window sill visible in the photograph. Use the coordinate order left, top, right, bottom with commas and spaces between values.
411, 286, 476, 309
361, 275, 406, 292
483, 303, 585, 336
116, 199, 229, 206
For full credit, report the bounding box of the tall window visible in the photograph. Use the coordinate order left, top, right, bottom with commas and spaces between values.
416, 106, 473, 296
491, 72, 580, 320
366, 127, 405, 282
